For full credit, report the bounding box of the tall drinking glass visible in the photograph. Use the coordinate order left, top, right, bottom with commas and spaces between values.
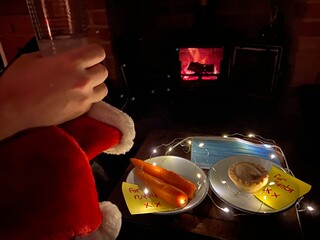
25, 0, 88, 56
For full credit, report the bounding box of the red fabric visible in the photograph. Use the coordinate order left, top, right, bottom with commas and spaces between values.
61, 115, 122, 160
0, 116, 122, 239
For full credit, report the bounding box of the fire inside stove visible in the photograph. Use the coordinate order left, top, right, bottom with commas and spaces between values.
179, 47, 224, 81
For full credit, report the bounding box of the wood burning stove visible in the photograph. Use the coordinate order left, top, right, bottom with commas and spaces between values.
227, 44, 283, 99
179, 47, 223, 81
176, 44, 227, 92
174, 43, 283, 100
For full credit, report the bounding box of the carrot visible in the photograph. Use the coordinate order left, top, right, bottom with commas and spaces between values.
134, 168, 188, 208
130, 158, 197, 199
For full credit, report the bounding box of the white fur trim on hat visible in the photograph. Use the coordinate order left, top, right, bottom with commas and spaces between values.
75, 201, 122, 240
87, 101, 135, 155
87, 101, 136, 154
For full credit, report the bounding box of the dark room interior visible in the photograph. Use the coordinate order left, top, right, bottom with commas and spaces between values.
0, 0, 319, 239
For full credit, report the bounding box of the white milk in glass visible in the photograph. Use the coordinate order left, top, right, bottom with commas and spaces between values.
37, 37, 88, 56
26, 0, 87, 56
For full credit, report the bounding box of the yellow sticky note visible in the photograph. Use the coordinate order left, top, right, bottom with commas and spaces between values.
122, 182, 177, 214
254, 166, 312, 210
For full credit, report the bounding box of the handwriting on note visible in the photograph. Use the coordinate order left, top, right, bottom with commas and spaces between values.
254, 166, 311, 210
122, 182, 177, 214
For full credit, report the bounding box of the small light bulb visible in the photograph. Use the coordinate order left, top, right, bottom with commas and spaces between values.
222, 207, 229, 213
307, 206, 315, 211
180, 198, 187, 206
270, 154, 276, 159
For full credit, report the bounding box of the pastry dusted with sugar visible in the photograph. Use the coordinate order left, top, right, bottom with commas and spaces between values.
228, 161, 269, 193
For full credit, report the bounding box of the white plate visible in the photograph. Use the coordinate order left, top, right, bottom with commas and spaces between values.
126, 156, 209, 215
208, 155, 295, 214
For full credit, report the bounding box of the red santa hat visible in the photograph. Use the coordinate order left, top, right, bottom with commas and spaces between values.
0, 101, 135, 239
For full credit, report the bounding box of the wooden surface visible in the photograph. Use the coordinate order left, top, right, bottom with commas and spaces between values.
108, 129, 303, 240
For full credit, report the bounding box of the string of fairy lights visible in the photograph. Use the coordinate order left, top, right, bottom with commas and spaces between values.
147, 133, 316, 216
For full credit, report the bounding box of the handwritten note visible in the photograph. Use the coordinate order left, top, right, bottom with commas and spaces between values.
122, 182, 178, 214
254, 166, 311, 210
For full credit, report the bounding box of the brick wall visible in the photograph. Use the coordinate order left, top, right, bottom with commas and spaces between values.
288, 0, 320, 86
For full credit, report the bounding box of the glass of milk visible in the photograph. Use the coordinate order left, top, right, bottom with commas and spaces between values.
25, 0, 88, 56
